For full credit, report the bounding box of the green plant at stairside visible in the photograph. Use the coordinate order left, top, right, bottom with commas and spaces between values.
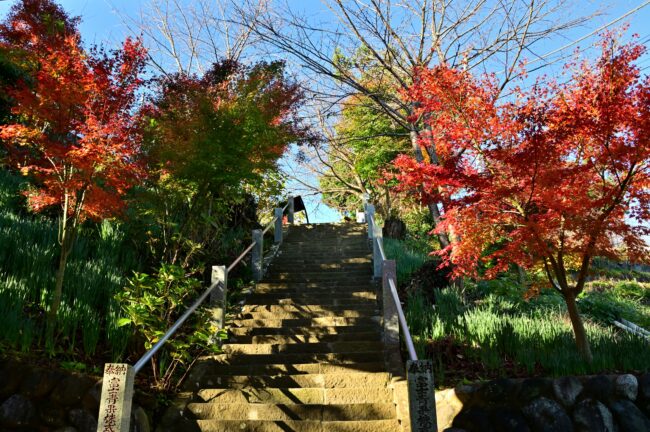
116, 263, 226, 391
406, 288, 650, 386
384, 237, 429, 284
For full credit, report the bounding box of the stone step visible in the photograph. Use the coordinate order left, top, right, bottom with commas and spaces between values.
229, 331, 381, 345
253, 284, 376, 293
263, 275, 372, 284
222, 341, 384, 356
201, 351, 386, 366
274, 253, 371, 261
241, 304, 378, 314
190, 361, 388, 377
197, 387, 394, 404
230, 316, 380, 328
228, 325, 381, 338
271, 257, 372, 265
188, 402, 396, 421
238, 307, 378, 320
191, 372, 391, 390
243, 296, 378, 306
268, 264, 371, 273
196, 419, 401, 432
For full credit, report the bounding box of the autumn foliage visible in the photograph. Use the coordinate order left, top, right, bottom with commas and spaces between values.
0, 0, 147, 321
395, 33, 650, 360
144, 59, 311, 189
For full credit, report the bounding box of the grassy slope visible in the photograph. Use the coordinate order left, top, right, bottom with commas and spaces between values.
385, 238, 650, 387
0, 169, 139, 362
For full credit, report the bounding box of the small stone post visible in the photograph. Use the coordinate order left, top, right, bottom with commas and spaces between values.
96, 363, 135, 432
366, 204, 375, 239
382, 259, 399, 351
373, 224, 383, 278
274, 208, 283, 243
288, 196, 295, 224
252, 229, 263, 281
406, 359, 437, 432
210, 265, 227, 330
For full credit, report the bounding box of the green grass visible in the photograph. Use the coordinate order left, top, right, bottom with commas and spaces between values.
384, 237, 429, 284
407, 288, 650, 386
386, 237, 650, 384
0, 169, 139, 360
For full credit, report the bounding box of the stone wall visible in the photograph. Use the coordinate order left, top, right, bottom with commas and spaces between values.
0, 358, 150, 432
436, 373, 650, 432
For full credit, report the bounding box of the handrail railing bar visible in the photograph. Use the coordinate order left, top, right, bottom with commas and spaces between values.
261, 198, 292, 235
262, 218, 277, 235
367, 214, 387, 261
388, 277, 418, 361
132, 196, 296, 374
133, 281, 223, 373
376, 237, 387, 261
227, 241, 257, 273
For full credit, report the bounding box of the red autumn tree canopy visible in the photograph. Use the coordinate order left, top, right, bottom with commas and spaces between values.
394, 33, 650, 360
0, 0, 148, 220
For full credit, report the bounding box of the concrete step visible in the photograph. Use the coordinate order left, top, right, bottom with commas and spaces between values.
253, 284, 376, 293
191, 372, 390, 390
271, 257, 371, 265
263, 274, 372, 284
188, 402, 396, 421
189, 361, 388, 377
243, 296, 378, 306
229, 331, 381, 345
231, 316, 380, 328
197, 387, 394, 404
241, 304, 378, 313
274, 253, 371, 261
228, 325, 381, 338
238, 307, 378, 320
196, 419, 401, 432
222, 341, 384, 356
200, 351, 386, 366
268, 265, 371, 274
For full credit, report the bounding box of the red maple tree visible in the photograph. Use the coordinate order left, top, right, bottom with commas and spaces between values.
0, 0, 148, 323
395, 33, 650, 361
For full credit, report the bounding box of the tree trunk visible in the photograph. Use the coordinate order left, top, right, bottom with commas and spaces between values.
48, 224, 75, 328
564, 292, 593, 363
49, 240, 69, 325
409, 129, 450, 248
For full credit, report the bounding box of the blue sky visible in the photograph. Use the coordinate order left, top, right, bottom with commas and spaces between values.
2, 0, 650, 223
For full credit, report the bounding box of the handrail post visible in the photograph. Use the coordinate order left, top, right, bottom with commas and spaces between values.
373, 225, 383, 278
366, 204, 375, 239
382, 259, 399, 352
288, 196, 295, 224
252, 229, 263, 281
274, 208, 283, 243
210, 265, 227, 331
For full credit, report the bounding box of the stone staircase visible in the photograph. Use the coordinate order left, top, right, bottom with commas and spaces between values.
159, 223, 404, 432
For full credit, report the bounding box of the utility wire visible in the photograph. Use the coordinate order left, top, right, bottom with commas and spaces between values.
526, 1, 650, 67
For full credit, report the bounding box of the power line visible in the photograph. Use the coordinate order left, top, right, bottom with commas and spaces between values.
526, 1, 650, 68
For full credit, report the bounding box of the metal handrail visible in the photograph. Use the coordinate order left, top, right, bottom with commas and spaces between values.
132, 196, 294, 375
228, 241, 257, 273
368, 213, 387, 261
133, 280, 222, 373
366, 209, 418, 361
388, 278, 418, 360
262, 200, 291, 235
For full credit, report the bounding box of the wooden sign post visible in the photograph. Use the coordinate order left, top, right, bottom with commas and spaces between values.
96, 363, 135, 432
407, 359, 437, 432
